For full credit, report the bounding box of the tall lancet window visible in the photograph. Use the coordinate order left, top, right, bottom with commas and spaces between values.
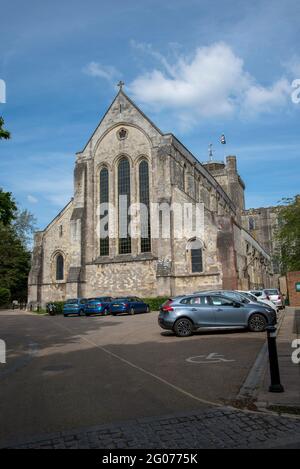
118, 157, 131, 254
56, 254, 64, 281
100, 167, 109, 256
139, 160, 151, 252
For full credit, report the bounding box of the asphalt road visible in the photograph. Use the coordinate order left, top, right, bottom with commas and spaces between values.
0, 309, 266, 446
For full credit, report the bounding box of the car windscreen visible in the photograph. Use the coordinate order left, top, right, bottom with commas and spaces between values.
88, 298, 109, 302
223, 292, 250, 303
243, 292, 257, 302
251, 291, 262, 297
264, 289, 279, 295
65, 299, 78, 304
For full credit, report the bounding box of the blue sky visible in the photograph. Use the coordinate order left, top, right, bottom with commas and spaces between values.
0, 0, 299, 229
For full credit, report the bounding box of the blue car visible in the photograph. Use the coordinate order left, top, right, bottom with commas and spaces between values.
109, 297, 150, 316
63, 298, 87, 317
85, 297, 113, 316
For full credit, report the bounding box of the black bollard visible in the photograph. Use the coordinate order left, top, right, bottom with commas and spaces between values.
266, 325, 284, 393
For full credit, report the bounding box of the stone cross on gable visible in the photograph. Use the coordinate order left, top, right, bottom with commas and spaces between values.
117, 80, 125, 91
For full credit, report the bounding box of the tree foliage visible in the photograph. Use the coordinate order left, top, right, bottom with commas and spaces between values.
0, 189, 35, 302
0, 287, 11, 306
13, 208, 37, 247
0, 116, 10, 140
0, 188, 17, 225
0, 222, 31, 301
276, 195, 300, 273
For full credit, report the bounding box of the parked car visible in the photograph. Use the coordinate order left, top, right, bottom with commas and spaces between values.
194, 289, 278, 314
85, 297, 113, 316
109, 297, 150, 316
158, 293, 276, 337
238, 290, 278, 313
63, 298, 88, 317
263, 289, 284, 309
250, 289, 284, 309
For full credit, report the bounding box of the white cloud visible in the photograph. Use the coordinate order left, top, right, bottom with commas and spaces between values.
284, 55, 300, 77
128, 42, 291, 127
84, 61, 120, 83
243, 78, 290, 115
27, 194, 38, 204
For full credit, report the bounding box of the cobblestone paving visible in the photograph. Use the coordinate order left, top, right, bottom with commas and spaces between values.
4, 407, 300, 449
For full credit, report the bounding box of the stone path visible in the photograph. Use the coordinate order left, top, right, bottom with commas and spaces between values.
4, 407, 300, 449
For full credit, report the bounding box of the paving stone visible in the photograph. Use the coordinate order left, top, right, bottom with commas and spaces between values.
4, 406, 300, 449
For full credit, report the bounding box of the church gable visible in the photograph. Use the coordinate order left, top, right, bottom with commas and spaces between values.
78, 89, 164, 158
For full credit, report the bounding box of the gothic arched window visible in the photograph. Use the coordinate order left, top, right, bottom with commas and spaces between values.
118, 157, 131, 254
187, 238, 203, 273
100, 167, 109, 256
56, 254, 64, 281
139, 160, 151, 252
191, 248, 203, 273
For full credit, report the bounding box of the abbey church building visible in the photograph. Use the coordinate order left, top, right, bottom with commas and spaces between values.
28, 88, 275, 307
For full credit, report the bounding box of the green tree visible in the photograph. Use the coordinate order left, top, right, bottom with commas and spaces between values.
0, 188, 17, 225
0, 287, 11, 306
13, 208, 37, 248
0, 222, 31, 301
0, 188, 35, 302
276, 195, 300, 273
0, 117, 10, 140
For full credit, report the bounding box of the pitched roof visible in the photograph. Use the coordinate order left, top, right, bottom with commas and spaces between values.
79, 89, 163, 154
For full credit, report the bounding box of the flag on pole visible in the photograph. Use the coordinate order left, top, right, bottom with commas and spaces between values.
220, 134, 226, 144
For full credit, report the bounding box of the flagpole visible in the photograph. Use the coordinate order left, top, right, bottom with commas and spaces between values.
220, 134, 226, 163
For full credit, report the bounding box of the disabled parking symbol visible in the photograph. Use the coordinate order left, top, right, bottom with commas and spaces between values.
186, 353, 235, 364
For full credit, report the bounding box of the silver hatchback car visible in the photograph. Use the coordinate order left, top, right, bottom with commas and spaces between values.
158, 293, 276, 337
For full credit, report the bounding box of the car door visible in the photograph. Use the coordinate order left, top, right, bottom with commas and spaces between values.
134, 297, 144, 313
180, 296, 216, 327
209, 295, 247, 326
104, 297, 112, 309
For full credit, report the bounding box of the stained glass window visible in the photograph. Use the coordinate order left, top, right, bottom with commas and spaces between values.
100, 167, 109, 256
56, 254, 64, 280
139, 160, 151, 252
118, 157, 131, 254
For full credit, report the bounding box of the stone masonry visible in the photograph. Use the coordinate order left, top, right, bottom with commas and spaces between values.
28, 89, 276, 307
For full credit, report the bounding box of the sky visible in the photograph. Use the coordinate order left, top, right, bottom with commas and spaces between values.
0, 0, 299, 229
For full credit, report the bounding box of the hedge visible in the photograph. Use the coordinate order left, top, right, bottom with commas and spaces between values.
142, 297, 169, 311
0, 287, 11, 306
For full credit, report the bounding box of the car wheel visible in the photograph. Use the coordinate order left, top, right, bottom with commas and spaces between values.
174, 318, 193, 337
79, 309, 85, 316
111, 312, 116, 316
248, 313, 267, 332
103, 308, 109, 316
64, 314, 68, 317
130, 307, 135, 315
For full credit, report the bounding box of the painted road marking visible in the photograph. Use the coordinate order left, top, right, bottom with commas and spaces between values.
186, 353, 235, 364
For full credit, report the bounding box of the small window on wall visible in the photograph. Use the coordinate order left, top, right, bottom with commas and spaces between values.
56, 254, 64, 281
59, 225, 63, 237
249, 217, 255, 231
191, 248, 203, 273
187, 238, 203, 273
